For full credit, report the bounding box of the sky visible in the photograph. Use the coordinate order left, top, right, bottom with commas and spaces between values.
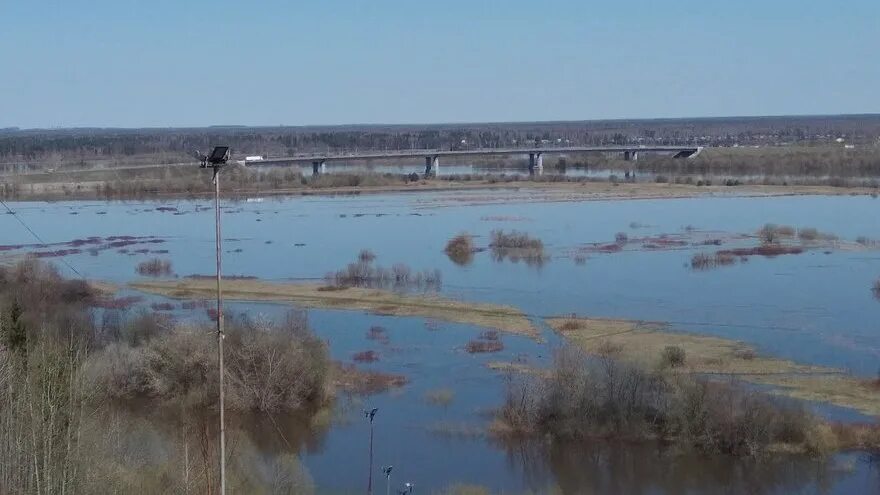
1, 0, 878, 128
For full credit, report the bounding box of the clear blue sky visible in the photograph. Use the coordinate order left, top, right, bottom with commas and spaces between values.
2, 0, 878, 128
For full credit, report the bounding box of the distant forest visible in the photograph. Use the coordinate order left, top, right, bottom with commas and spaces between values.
2, 114, 879, 167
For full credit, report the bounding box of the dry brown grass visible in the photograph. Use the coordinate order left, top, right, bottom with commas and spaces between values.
130, 278, 538, 337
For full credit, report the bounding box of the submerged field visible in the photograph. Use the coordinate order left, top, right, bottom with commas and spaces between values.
3, 188, 880, 493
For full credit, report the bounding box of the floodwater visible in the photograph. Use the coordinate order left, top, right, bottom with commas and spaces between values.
3, 190, 880, 493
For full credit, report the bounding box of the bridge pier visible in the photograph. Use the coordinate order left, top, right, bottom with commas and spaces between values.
528, 152, 544, 175
623, 151, 639, 162
424, 156, 439, 177
312, 160, 326, 175
623, 151, 638, 179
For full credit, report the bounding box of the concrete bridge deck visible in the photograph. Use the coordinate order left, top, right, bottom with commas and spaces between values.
247, 145, 703, 175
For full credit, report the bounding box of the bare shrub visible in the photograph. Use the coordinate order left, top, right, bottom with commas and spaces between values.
661, 346, 686, 368
490, 230, 543, 250
358, 249, 376, 263
92, 311, 331, 413
615, 232, 629, 244
136, 258, 173, 277
489, 230, 548, 267
495, 346, 819, 457
757, 224, 795, 244
326, 253, 442, 291
445, 233, 477, 266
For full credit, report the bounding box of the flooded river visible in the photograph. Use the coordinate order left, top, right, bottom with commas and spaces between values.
3, 190, 880, 493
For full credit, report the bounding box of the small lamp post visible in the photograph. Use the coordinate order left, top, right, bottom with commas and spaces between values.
381, 466, 393, 495
365, 407, 378, 494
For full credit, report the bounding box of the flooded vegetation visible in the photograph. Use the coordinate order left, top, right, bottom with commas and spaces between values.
495, 347, 827, 457
444, 233, 479, 266
489, 230, 548, 266
325, 251, 442, 291
135, 257, 173, 276
3, 190, 880, 493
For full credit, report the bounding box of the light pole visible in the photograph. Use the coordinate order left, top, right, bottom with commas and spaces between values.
365, 407, 378, 495
199, 146, 230, 495
382, 466, 393, 495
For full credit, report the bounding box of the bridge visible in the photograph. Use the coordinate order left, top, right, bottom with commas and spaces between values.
246, 145, 704, 176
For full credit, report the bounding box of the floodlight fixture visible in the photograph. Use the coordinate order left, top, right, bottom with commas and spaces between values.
382, 466, 393, 495
365, 407, 379, 423
208, 146, 230, 166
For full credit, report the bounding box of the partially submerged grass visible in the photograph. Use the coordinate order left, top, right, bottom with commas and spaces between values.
424, 388, 455, 407
326, 253, 442, 291
691, 251, 738, 270
332, 363, 407, 395
136, 258, 173, 276
466, 328, 505, 353
547, 316, 880, 416
489, 230, 548, 267
130, 278, 538, 337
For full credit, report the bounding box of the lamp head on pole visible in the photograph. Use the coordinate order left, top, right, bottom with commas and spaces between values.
365, 407, 378, 423
197, 146, 230, 169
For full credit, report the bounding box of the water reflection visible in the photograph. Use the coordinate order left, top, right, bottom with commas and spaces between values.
499, 438, 865, 495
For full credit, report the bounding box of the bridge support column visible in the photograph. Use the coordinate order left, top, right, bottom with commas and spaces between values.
424, 156, 439, 177
528, 153, 543, 176
312, 160, 325, 175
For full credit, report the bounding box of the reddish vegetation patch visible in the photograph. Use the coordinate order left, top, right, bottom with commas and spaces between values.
92, 295, 143, 309
717, 245, 804, 257
67, 237, 103, 247
0, 244, 28, 251
586, 243, 623, 253
352, 350, 380, 363
107, 240, 140, 248
465, 339, 504, 354
32, 249, 82, 258
150, 302, 175, 311
334, 363, 408, 395
641, 236, 688, 248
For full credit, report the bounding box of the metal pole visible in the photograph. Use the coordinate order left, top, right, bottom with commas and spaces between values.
213, 167, 226, 495
367, 421, 374, 495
